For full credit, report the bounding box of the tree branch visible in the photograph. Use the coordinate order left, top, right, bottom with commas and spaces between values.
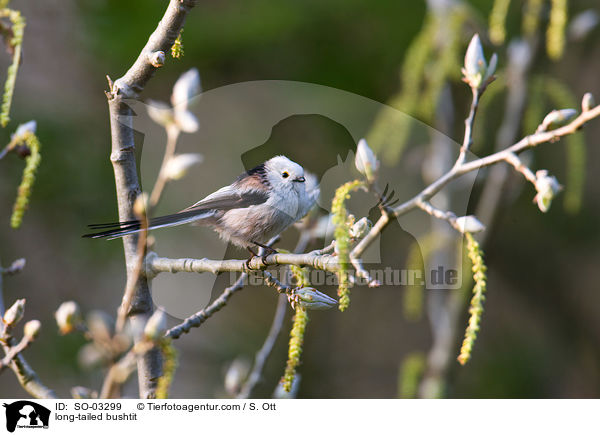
350, 102, 600, 256
165, 273, 248, 339
105, 0, 197, 398
237, 293, 287, 399
0, 262, 55, 398
0, 335, 33, 374
147, 250, 340, 277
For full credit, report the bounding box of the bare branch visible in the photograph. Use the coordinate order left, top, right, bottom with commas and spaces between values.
105, 0, 197, 398
237, 294, 287, 399
100, 342, 153, 399
164, 273, 248, 339
0, 335, 33, 374
454, 87, 481, 167
0, 261, 55, 398
147, 251, 340, 277
149, 126, 180, 208
350, 102, 600, 262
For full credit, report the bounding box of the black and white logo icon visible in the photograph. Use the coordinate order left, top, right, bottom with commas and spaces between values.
2, 401, 50, 432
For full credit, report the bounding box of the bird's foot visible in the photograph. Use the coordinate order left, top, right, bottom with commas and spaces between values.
252, 241, 278, 266
246, 247, 258, 270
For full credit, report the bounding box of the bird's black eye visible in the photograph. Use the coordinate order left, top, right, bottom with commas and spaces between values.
282, 171, 289, 178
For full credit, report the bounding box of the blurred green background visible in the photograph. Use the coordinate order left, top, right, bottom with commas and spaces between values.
1, 0, 599, 398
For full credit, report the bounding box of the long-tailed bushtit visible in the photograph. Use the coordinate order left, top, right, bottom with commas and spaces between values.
84, 156, 318, 257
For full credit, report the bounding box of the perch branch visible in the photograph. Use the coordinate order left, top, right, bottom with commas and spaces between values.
148, 251, 339, 277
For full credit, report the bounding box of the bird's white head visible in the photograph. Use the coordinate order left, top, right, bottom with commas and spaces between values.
264, 156, 306, 192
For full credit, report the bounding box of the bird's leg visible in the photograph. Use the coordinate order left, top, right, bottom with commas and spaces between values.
246, 246, 258, 269
252, 241, 277, 266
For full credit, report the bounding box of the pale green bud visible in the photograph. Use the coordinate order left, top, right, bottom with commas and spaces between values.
355, 138, 379, 182
171, 68, 201, 111
224, 358, 251, 396
146, 100, 174, 128
455, 215, 486, 234
349, 217, 372, 239
23, 319, 41, 339
143, 309, 167, 341
289, 287, 337, 310
582, 93, 595, 112
538, 109, 578, 132
55, 301, 82, 334
534, 170, 562, 213
164, 153, 203, 180
3, 299, 26, 326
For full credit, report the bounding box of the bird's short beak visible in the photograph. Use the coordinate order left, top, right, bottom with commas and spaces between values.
293, 176, 305, 182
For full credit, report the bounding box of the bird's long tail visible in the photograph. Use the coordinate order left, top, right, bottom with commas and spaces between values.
82, 209, 214, 239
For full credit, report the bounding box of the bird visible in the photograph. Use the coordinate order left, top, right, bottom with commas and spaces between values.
83, 156, 319, 261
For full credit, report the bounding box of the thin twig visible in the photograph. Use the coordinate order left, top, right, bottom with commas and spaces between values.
454, 87, 481, 167
100, 342, 153, 399
164, 273, 248, 339
0, 335, 33, 374
115, 214, 148, 333
350, 103, 600, 257
0, 337, 56, 398
237, 294, 287, 399
416, 199, 459, 231
149, 126, 180, 208
0, 262, 55, 398
237, 234, 312, 398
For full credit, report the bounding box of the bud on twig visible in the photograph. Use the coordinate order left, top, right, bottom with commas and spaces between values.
534, 170, 562, 213
78, 343, 106, 370
23, 319, 41, 340
288, 287, 338, 311
173, 109, 199, 133
171, 68, 201, 111
355, 138, 379, 183
349, 217, 372, 239
147, 50, 165, 68
462, 34, 497, 89
3, 299, 25, 326
224, 358, 251, 396
164, 153, 203, 180
13, 120, 37, 138
133, 193, 149, 218
147, 100, 175, 128
582, 93, 595, 112
144, 309, 167, 341
86, 311, 114, 342
568, 9, 599, 41
55, 301, 82, 334
455, 215, 486, 234
2, 258, 26, 276
537, 109, 578, 133
274, 373, 301, 399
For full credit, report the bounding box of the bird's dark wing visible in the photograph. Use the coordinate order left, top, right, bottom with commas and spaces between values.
181, 185, 269, 212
